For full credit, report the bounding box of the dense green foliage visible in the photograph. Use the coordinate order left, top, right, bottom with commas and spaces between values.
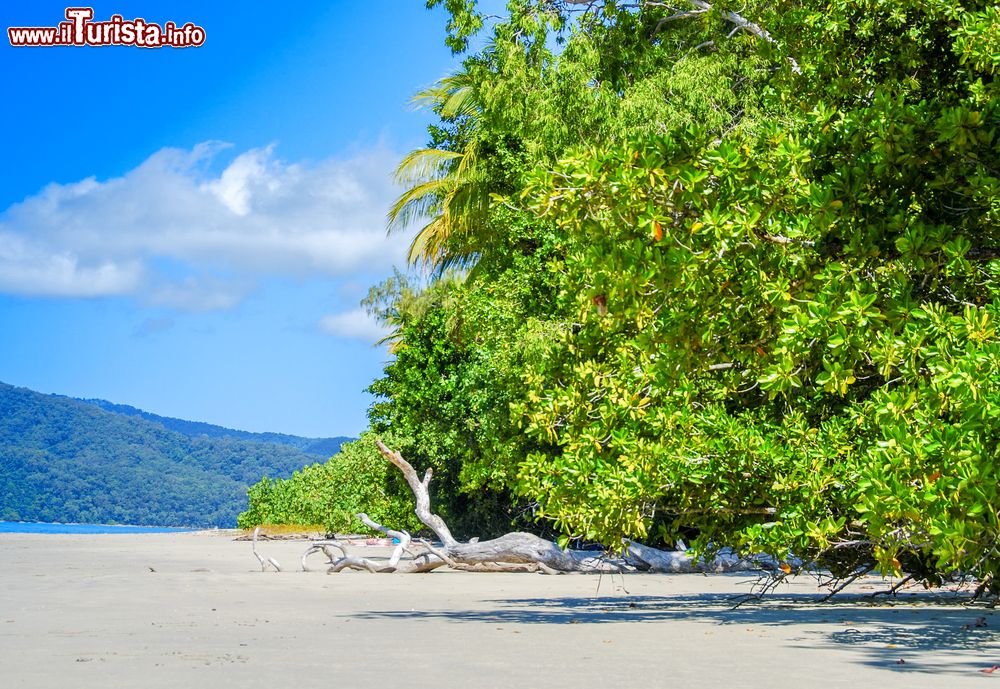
350, 0, 773, 539
237, 433, 421, 533
514, 0, 1000, 585
364, 259, 562, 538
249, 0, 1000, 589
0, 382, 341, 527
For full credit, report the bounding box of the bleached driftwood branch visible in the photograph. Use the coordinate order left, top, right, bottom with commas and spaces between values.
252, 527, 282, 572
645, 1, 801, 74
292, 440, 764, 575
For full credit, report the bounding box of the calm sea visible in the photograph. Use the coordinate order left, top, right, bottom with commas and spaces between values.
0, 521, 197, 534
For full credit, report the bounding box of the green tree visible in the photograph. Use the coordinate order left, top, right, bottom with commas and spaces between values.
515, 0, 1000, 586
367, 0, 783, 538
387, 70, 493, 268
250, 1, 999, 592
237, 432, 421, 534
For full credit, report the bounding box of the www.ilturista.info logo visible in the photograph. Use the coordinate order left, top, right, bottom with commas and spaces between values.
8, 7, 206, 48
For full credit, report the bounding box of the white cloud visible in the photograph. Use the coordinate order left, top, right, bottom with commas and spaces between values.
0, 232, 143, 296
147, 275, 251, 312
203, 145, 275, 216
318, 307, 391, 343
0, 142, 410, 308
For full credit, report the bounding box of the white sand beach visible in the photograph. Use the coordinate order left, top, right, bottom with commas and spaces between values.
0, 531, 997, 688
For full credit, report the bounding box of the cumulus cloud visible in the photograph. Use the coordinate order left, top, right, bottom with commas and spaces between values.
0, 231, 143, 297
318, 307, 391, 343
0, 142, 409, 309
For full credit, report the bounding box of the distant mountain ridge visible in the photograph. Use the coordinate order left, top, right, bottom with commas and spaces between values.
75, 398, 349, 458
0, 382, 352, 527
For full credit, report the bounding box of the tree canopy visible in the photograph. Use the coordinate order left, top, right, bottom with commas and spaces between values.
246, 0, 1000, 591
0, 382, 346, 527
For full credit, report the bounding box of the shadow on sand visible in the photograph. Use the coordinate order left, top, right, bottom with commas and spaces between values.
349, 580, 999, 676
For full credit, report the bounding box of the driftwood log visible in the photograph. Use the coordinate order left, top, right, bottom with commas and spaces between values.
289, 440, 766, 574
252, 527, 282, 571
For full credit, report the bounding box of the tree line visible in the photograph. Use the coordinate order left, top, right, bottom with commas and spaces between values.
0, 382, 347, 527
242, 0, 1000, 592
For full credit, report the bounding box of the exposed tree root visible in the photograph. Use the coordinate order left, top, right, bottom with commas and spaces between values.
817, 566, 875, 602
971, 574, 999, 607
870, 574, 915, 599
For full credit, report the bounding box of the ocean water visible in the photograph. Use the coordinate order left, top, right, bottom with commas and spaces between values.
0, 521, 197, 534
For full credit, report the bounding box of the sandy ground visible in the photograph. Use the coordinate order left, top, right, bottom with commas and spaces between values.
0, 532, 997, 688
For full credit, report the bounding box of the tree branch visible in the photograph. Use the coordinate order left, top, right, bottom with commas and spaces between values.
646, 1, 801, 74
251, 527, 282, 572
278, 441, 770, 576
357, 512, 411, 568
375, 439, 458, 548
652, 8, 709, 35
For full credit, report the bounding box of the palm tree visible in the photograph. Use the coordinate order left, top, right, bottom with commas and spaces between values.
362, 268, 466, 353
387, 70, 489, 269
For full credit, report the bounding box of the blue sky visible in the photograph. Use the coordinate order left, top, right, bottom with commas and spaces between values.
0, 2, 482, 437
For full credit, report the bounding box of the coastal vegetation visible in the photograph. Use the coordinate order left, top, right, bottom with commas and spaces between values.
236, 433, 420, 534
242, 0, 1000, 592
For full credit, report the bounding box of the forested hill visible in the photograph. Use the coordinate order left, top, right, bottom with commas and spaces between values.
0, 382, 350, 527
75, 398, 349, 458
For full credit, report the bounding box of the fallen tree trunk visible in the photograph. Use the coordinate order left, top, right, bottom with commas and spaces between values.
296, 440, 765, 574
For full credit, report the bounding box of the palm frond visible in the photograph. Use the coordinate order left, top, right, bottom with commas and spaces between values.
440, 86, 479, 122
407, 215, 451, 266
410, 72, 480, 121
387, 178, 451, 234
388, 67, 491, 268
392, 148, 462, 186
409, 83, 450, 111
